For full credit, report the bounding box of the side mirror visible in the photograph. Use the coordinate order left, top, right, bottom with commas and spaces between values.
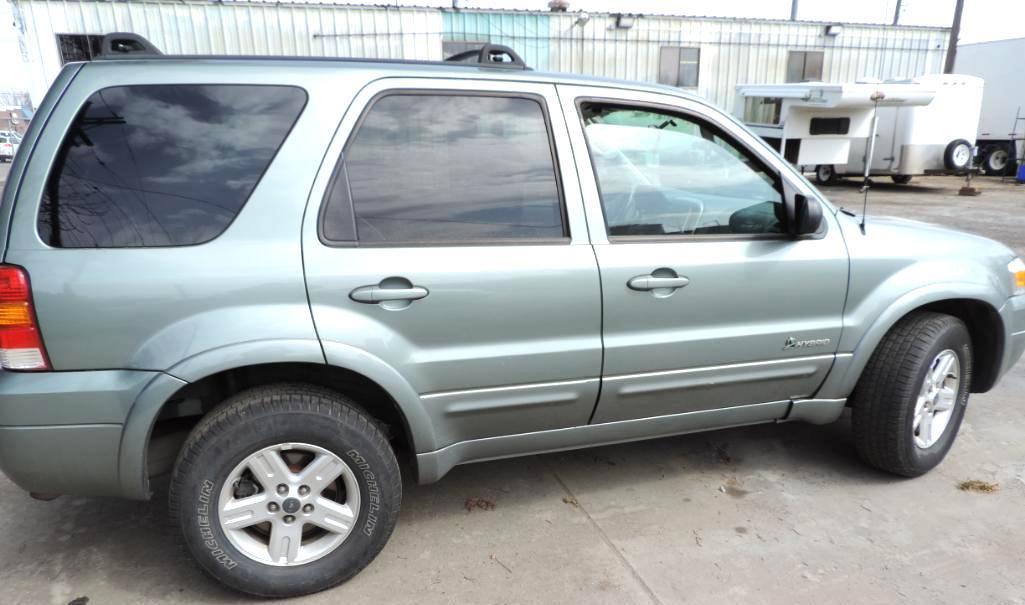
785, 193, 823, 236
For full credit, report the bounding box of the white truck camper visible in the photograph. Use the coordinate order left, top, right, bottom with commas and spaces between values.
735, 75, 984, 185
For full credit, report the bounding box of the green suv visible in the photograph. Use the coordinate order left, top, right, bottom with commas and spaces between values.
1, 36, 1023, 597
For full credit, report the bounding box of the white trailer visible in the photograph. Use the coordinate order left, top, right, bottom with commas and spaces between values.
956, 38, 1025, 176
736, 75, 984, 185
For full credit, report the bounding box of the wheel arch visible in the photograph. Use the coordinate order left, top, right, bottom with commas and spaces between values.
119, 342, 436, 500
820, 288, 1006, 401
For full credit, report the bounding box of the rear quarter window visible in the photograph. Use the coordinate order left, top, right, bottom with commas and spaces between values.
38, 84, 307, 248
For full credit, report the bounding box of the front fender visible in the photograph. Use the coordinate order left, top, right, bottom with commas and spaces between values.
818, 281, 1005, 399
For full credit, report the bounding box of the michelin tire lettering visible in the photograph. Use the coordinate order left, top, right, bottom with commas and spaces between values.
197, 479, 238, 570
346, 449, 380, 537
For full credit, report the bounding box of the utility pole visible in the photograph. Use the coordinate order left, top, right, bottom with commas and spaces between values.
944, 0, 964, 73
790, 0, 799, 21
892, 0, 903, 25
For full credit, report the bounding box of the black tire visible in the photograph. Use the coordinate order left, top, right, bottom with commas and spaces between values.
890, 175, 913, 184
943, 139, 973, 171
169, 384, 401, 597
851, 312, 972, 477
981, 143, 1013, 176
815, 164, 837, 185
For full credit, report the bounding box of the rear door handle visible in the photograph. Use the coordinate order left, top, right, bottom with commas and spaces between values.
350, 277, 429, 308
627, 275, 690, 291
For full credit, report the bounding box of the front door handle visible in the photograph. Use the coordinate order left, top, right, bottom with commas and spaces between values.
350, 286, 428, 303
627, 275, 690, 291
350, 277, 428, 309
628, 268, 689, 299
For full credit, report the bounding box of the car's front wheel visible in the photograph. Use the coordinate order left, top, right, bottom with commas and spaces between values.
851, 312, 972, 477
169, 384, 401, 597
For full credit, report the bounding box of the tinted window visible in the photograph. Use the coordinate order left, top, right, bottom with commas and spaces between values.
39, 85, 306, 248
581, 103, 784, 237
322, 93, 564, 244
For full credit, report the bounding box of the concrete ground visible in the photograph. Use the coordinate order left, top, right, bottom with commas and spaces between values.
2, 174, 1024, 605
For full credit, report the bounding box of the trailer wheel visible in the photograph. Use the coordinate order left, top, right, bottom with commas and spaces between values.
890, 175, 913, 184
814, 164, 837, 185
943, 139, 972, 171
981, 144, 1012, 175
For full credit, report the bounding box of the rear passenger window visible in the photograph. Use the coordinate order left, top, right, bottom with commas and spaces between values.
321, 93, 565, 244
38, 85, 306, 248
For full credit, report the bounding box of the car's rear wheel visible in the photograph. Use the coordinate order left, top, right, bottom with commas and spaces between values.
851, 312, 972, 477
169, 384, 401, 597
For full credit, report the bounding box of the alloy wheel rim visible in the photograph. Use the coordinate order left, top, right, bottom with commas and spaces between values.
217, 442, 361, 566
912, 350, 960, 449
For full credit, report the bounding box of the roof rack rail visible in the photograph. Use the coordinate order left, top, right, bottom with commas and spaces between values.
88, 32, 530, 71
95, 32, 163, 59
445, 44, 529, 70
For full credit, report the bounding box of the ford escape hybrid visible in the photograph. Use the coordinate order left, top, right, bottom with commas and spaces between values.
1, 35, 1024, 597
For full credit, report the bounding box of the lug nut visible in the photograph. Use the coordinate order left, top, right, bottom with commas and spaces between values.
268, 502, 280, 512
276, 484, 288, 496
298, 485, 310, 496
283, 515, 295, 524
302, 503, 314, 514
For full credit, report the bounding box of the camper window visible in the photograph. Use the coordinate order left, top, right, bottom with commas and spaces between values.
809, 117, 850, 135
743, 97, 783, 125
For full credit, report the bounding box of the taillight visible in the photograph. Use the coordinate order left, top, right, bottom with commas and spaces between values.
0, 265, 50, 371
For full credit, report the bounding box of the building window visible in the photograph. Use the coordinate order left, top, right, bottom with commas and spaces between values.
658, 47, 700, 88
56, 34, 104, 65
442, 40, 489, 60
786, 51, 824, 83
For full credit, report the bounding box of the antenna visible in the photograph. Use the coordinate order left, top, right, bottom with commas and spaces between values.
859, 91, 885, 234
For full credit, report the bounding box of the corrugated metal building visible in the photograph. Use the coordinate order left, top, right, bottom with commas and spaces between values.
8, 0, 950, 111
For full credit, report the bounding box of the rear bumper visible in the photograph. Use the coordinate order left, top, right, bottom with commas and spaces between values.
0, 424, 124, 496
0, 369, 159, 497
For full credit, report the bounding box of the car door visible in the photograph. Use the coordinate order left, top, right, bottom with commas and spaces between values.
558, 85, 849, 424
303, 78, 602, 449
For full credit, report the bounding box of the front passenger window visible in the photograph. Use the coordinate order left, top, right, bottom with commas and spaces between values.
580, 103, 784, 237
